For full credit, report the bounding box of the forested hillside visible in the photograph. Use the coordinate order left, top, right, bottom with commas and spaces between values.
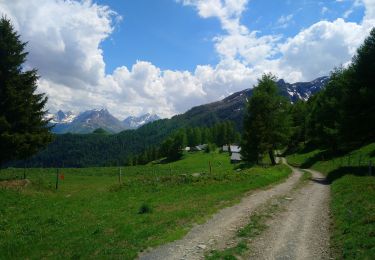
286, 28, 375, 153
14, 77, 327, 167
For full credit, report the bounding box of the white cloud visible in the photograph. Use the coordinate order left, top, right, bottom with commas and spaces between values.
277, 14, 294, 28
178, 0, 375, 83
363, 0, 375, 20
1, 0, 374, 119
277, 18, 372, 81
321, 6, 329, 15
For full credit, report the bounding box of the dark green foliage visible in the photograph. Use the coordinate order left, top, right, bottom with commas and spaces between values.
0, 17, 52, 166
241, 74, 291, 164
342, 28, 375, 143
160, 130, 186, 161
138, 203, 152, 214
289, 27, 375, 151
288, 100, 308, 149
306, 68, 348, 150
92, 128, 109, 135
205, 143, 217, 153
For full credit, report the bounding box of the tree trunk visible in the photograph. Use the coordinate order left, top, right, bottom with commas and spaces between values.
269, 150, 276, 165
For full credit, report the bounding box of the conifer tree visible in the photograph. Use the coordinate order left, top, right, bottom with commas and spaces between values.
241, 74, 291, 164
344, 27, 375, 143
0, 17, 52, 166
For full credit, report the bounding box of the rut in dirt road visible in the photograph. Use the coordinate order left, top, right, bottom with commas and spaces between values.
247, 167, 331, 260
138, 159, 302, 260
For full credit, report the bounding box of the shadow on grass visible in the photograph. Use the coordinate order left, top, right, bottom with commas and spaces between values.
299, 150, 347, 169
309, 175, 330, 186
157, 155, 183, 164
283, 142, 318, 156
233, 161, 273, 170
326, 166, 372, 183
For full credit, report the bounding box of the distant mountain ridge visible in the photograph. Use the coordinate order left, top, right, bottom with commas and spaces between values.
28, 76, 329, 167
46, 109, 160, 134
170, 76, 329, 129
46, 76, 328, 134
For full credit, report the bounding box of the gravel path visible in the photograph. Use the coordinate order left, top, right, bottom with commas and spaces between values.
247, 167, 331, 260
138, 159, 302, 260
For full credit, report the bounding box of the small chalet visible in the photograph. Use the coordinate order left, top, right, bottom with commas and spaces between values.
229, 145, 241, 153
230, 152, 241, 163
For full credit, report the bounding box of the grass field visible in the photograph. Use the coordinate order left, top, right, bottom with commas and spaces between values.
0, 151, 291, 259
286, 143, 375, 259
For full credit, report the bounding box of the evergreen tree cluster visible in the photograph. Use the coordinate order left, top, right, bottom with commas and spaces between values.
241, 28, 375, 164
287, 28, 375, 152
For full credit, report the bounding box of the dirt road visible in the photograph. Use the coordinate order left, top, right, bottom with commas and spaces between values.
138, 162, 330, 260
247, 168, 331, 259
139, 160, 301, 260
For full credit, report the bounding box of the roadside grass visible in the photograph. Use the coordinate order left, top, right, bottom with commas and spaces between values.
286, 143, 375, 259
0, 151, 291, 259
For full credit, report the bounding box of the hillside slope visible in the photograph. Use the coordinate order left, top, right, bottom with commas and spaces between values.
21, 77, 328, 167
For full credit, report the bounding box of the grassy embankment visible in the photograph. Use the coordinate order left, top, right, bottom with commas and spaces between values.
0, 151, 290, 259
286, 143, 375, 259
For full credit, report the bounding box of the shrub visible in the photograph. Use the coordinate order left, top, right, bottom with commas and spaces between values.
138, 203, 152, 214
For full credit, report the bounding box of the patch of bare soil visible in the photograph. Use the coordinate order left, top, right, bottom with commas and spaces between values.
0, 179, 30, 189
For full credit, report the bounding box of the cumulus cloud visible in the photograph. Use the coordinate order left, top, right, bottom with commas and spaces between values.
178, 0, 375, 83
278, 18, 372, 81
0, 0, 374, 119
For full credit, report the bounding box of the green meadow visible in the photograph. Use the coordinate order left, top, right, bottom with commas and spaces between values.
286, 143, 375, 259
0, 151, 290, 259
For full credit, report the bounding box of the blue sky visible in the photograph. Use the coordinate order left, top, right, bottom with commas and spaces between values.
98, 0, 365, 74
98, 0, 221, 73
0, 0, 373, 118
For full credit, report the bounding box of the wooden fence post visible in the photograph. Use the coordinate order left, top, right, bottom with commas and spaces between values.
209, 161, 212, 174
369, 161, 372, 176
55, 168, 59, 190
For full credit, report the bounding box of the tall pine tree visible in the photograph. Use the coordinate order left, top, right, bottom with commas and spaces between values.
241, 74, 291, 165
0, 17, 52, 166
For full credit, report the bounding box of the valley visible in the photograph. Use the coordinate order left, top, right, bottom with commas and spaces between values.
1, 2, 374, 259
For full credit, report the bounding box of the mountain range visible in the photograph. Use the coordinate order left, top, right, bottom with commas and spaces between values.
168, 76, 329, 130
23, 76, 329, 167
46, 76, 328, 134
46, 110, 161, 134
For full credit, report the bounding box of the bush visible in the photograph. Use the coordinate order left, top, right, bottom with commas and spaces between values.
205, 143, 217, 153
138, 203, 152, 214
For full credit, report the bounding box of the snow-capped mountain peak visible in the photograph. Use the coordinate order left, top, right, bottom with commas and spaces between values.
46, 109, 161, 134
123, 113, 160, 129
46, 110, 77, 124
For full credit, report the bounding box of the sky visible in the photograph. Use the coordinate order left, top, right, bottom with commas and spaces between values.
0, 0, 374, 119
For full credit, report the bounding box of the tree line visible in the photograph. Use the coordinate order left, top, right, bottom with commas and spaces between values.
129, 121, 240, 165
241, 28, 375, 164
